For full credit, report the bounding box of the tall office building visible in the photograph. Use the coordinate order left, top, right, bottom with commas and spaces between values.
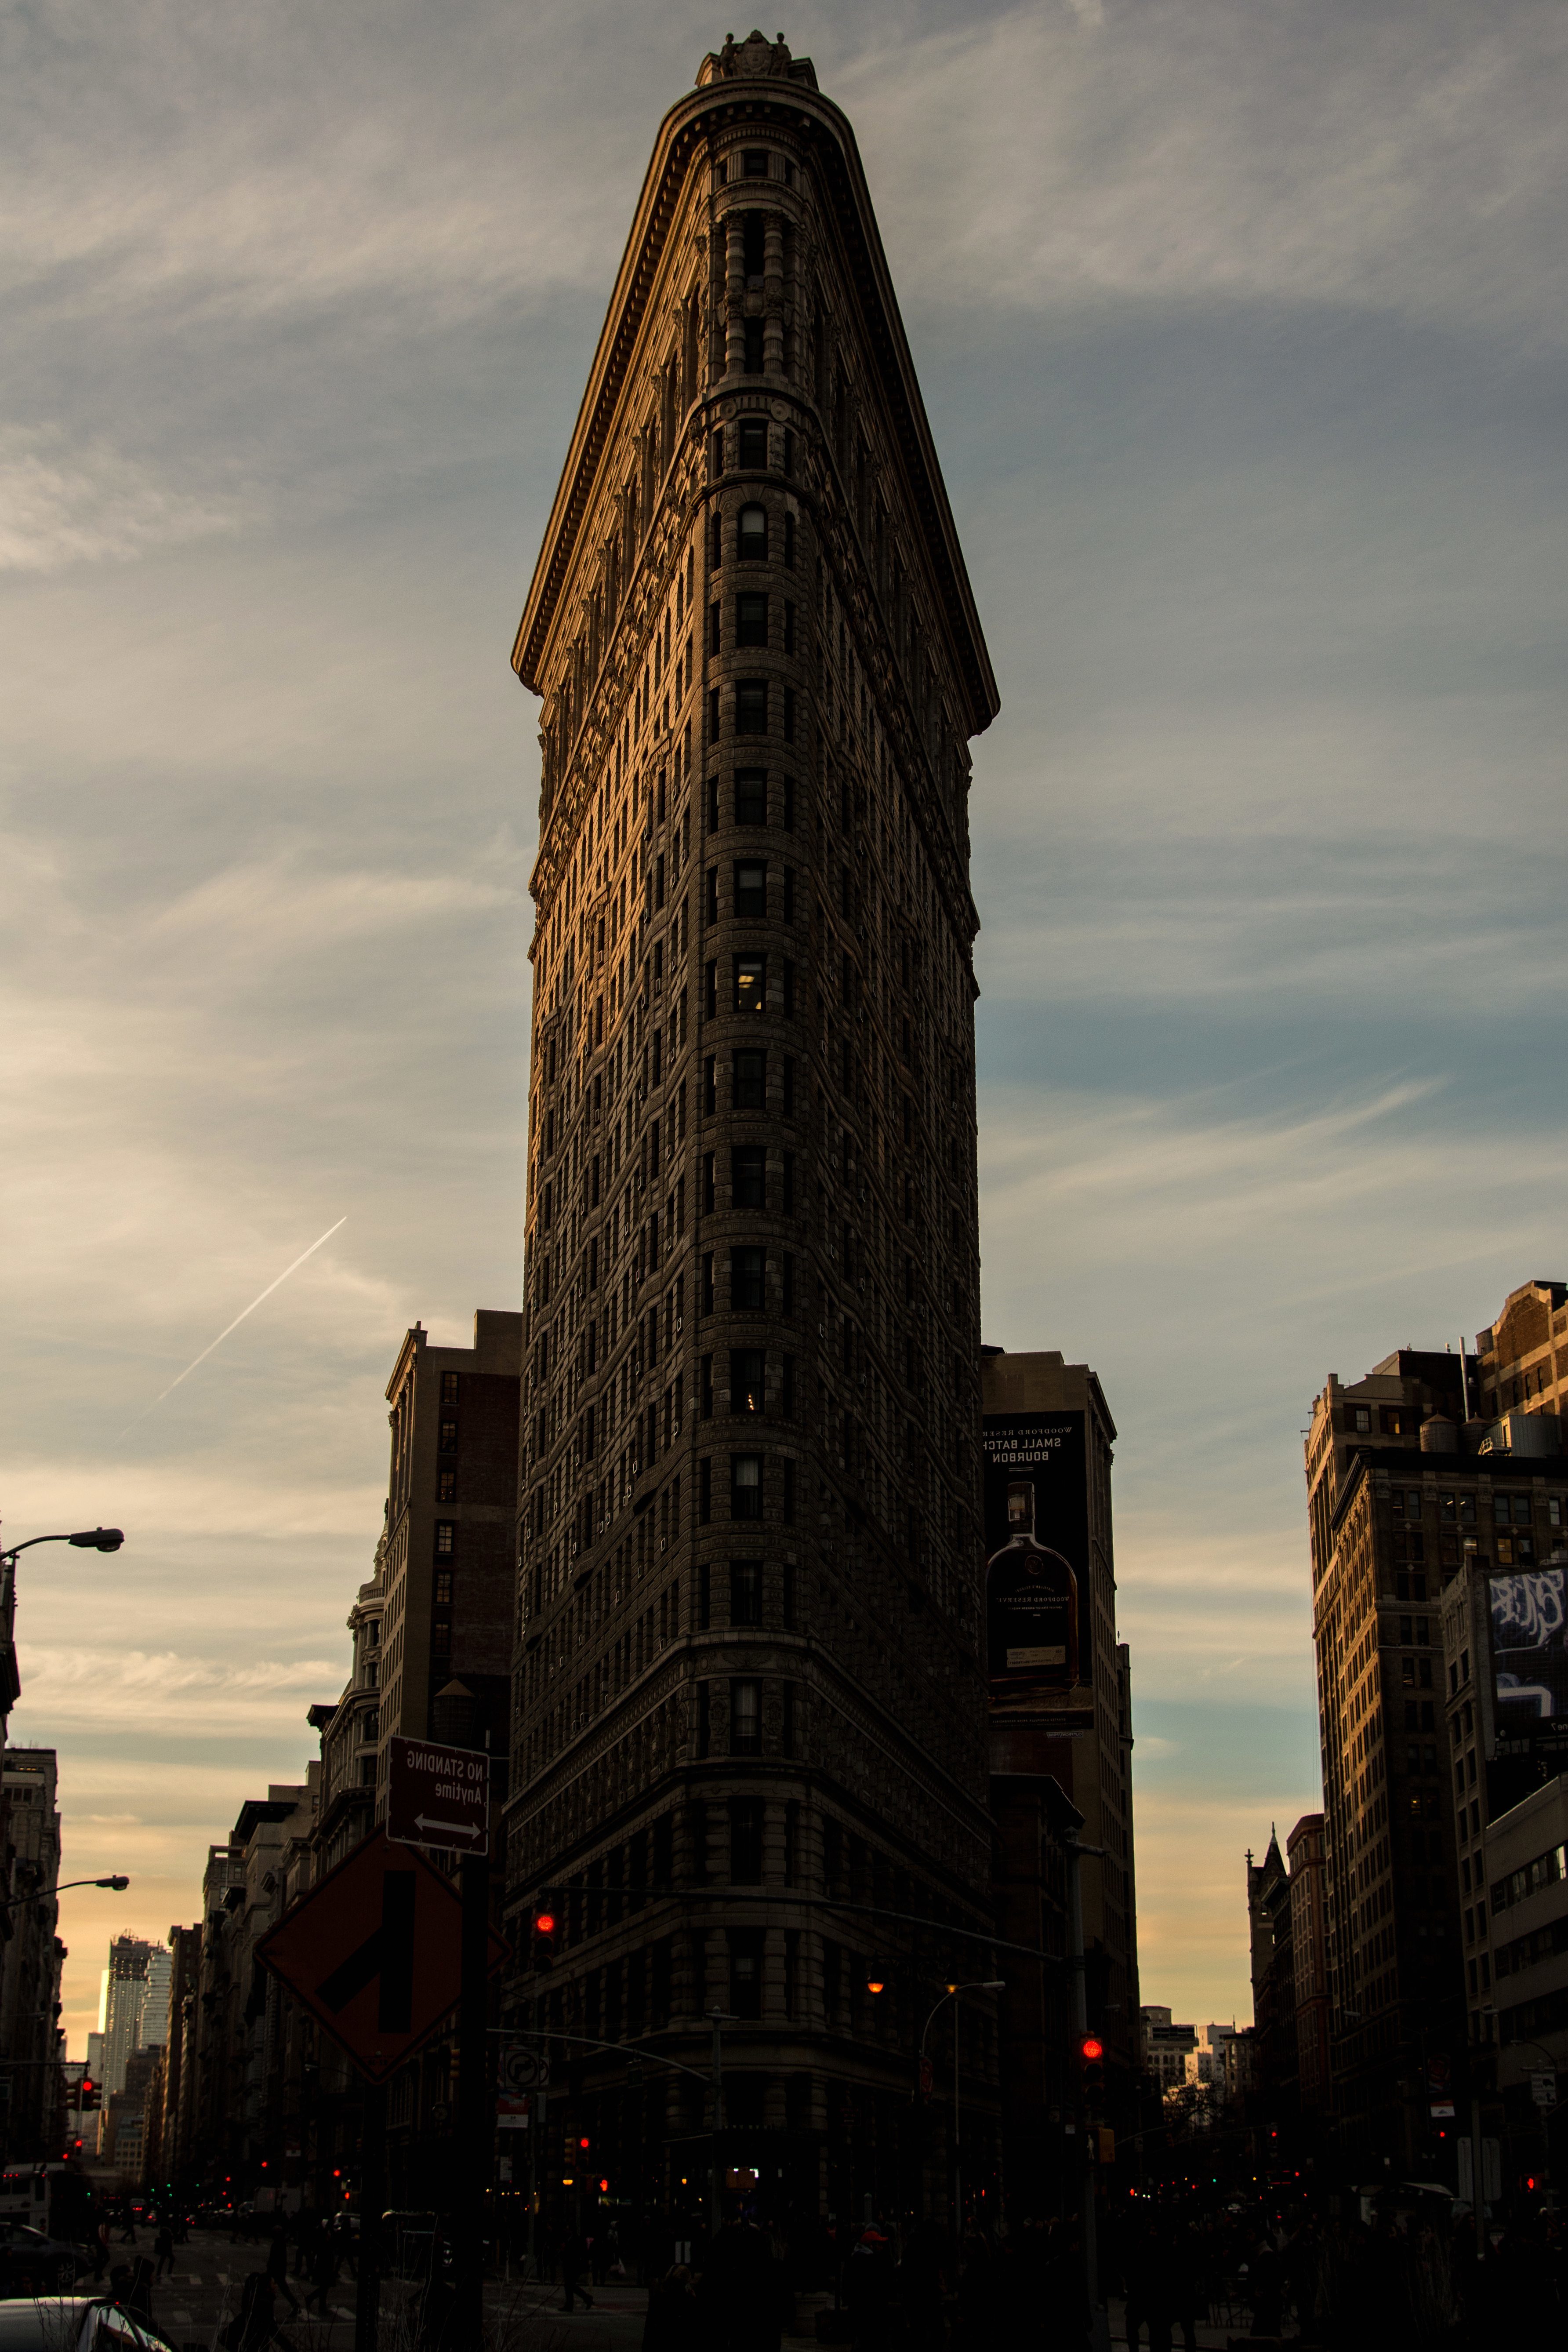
505, 31, 999, 2221
1304, 1348, 1470, 2164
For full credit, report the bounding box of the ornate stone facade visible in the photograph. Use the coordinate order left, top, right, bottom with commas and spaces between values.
505, 33, 999, 2221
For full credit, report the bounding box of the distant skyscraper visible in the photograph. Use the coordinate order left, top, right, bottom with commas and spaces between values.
139, 1945, 172, 2049
101, 1936, 154, 2098
504, 29, 999, 2221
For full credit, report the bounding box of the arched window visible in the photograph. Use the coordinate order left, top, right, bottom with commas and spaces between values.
737, 503, 768, 561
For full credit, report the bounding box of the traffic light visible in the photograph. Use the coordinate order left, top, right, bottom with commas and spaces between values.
532, 1892, 559, 1967
78, 2077, 98, 2113
1079, 2035, 1105, 2098
578, 2136, 591, 2152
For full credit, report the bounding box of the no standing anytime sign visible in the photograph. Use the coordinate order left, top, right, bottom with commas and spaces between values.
386, 1734, 490, 1857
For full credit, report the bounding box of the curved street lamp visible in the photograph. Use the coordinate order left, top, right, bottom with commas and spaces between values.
919, 1979, 1005, 2232
0, 1530, 125, 1568
0, 1876, 130, 1912
0, 1528, 125, 1722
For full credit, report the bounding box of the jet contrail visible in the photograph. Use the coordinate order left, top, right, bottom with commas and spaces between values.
118, 1217, 347, 1440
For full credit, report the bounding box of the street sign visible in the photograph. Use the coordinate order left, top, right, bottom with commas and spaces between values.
257, 1827, 507, 2081
1531, 2070, 1555, 2108
500, 2043, 551, 2093
386, 1735, 490, 1856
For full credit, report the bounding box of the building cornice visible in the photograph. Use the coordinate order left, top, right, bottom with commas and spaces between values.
511, 73, 997, 739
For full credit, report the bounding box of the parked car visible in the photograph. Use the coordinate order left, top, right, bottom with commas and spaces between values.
0, 2301, 200, 2352
0, 2226, 91, 2296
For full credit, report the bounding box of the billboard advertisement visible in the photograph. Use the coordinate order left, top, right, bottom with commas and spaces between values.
1489, 1567, 1568, 1753
982, 1411, 1090, 1698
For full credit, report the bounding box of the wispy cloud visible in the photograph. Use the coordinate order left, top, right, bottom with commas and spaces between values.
855, 0, 1568, 340
16, 1647, 343, 1737
0, 425, 258, 572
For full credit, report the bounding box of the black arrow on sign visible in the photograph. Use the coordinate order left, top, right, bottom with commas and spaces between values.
316, 1869, 416, 2032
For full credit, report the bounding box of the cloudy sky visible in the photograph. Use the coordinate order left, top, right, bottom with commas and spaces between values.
2, 0, 1564, 2053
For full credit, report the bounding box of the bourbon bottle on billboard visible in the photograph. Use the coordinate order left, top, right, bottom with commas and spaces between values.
986, 1478, 1079, 1692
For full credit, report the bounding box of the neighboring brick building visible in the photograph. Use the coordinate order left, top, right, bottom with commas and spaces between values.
379, 1311, 523, 1796
504, 30, 1001, 2225
981, 1348, 1140, 2207
0, 1748, 65, 2160
1249, 1830, 1297, 2125
1287, 1814, 1330, 2110
1474, 1279, 1568, 1424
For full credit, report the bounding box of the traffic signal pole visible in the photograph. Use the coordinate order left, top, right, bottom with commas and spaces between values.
456, 1851, 491, 2343
353, 2078, 385, 2352
1067, 1833, 1109, 2352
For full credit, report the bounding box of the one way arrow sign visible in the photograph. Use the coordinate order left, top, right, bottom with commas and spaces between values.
257, 1829, 506, 2080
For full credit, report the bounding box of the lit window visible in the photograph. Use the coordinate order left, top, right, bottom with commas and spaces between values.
735, 955, 766, 1014
731, 1349, 766, 1414
731, 1454, 763, 1520
438, 1466, 456, 1503
438, 1420, 458, 1454
435, 1522, 455, 1557
440, 1371, 459, 1406
730, 1678, 762, 1752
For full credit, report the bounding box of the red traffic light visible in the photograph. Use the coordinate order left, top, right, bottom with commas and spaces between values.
578, 2136, 591, 2151
534, 1911, 556, 1936
1080, 2037, 1104, 2062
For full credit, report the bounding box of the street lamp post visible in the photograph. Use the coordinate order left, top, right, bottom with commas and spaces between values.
0, 1530, 125, 1570
0, 1530, 126, 1731
918, 1981, 1004, 2233
0, 1876, 129, 1912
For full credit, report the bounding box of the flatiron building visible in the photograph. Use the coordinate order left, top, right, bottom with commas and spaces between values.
504, 29, 999, 2222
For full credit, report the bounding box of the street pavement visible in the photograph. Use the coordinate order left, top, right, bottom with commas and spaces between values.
46, 2239, 1282, 2352
81, 2232, 660, 2350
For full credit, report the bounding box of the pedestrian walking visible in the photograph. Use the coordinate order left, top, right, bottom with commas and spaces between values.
561, 2228, 595, 2312
153, 2223, 175, 2281
266, 2225, 301, 2316
304, 2230, 339, 2317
